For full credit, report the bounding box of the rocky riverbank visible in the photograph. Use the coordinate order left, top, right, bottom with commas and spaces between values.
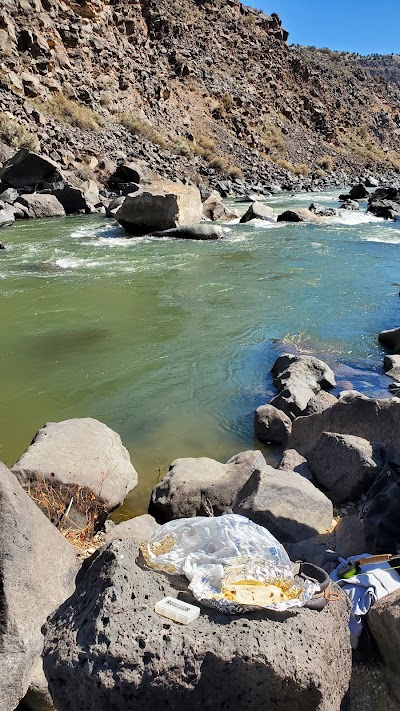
2, 318, 400, 710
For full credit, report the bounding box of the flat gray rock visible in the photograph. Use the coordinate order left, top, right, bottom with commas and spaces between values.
43, 538, 352, 711
105, 514, 159, 545
239, 201, 276, 223
278, 449, 313, 480
12, 418, 138, 514
233, 466, 333, 543
14, 193, 65, 218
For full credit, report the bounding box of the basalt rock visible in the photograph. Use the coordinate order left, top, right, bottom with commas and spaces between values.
203, 191, 238, 222
116, 182, 202, 235
379, 327, 400, 352
0, 149, 61, 188
12, 418, 138, 526
0, 199, 15, 228
0, 462, 77, 711
13, 193, 65, 219
277, 208, 321, 223
149, 450, 266, 522
254, 404, 292, 444
43, 538, 352, 711
239, 201, 276, 223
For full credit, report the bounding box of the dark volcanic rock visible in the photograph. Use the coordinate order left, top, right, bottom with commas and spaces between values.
149, 450, 265, 522
277, 208, 321, 223
0, 462, 77, 711
309, 203, 337, 217
116, 182, 202, 235
254, 403, 292, 444
289, 393, 400, 462
13, 193, 65, 218
0, 149, 61, 188
306, 432, 383, 503
368, 589, 400, 701
43, 538, 352, 711
239, 201, 276, 223
379, 327, 400, 352
278, 449, 313, 480
0, 199, 15, 227
233, 467, 333, 542
349, 184, 369, 199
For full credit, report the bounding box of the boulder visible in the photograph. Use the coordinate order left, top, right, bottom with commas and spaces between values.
349, 184, 369, 200
12, 418, 138, 525
0, 187, 18, 204
108, 161, 148, 187
386, 366, 400, 382
308, 203, 337, 217
106, 195, 125, 217
289, 393, 400, 463
0, 140, 15, 166
116, 182, 203, 235
151, 224, 224, 240
384, 354, 400, 372
287, 540, 338, 568
202, 191, 238, 222
368, 589, 400, 700
13, 193, 66, 219
0, 149, 61, 188
340, 200, 359, 211
254, 404, 292, 444
335, 515, 366, 558
43, 538, 352, 711
272, 354, 336, 392
149, 450, 266, 522
269, 354, 336, 420
302, 391, 337, 416
379, 327, 400, 352
0, 242, 5, 249
104, 514, 159, 545
239, 201, 276, 223
0, 462, 77, 711
365, 177, 379, 188
277, 208, 321, 223
0, 200, 15, 228
367, 199, 400, 219
278, 449, 313, 481
301, 432, 382, 503
233, 467, 333, 543
269, 384, 316, 420
51, 180, 100, 214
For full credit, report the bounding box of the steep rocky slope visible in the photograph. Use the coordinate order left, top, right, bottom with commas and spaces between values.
1, 0, 400, 191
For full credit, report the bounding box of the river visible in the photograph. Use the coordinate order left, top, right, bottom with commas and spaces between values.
0, 190, 399, 517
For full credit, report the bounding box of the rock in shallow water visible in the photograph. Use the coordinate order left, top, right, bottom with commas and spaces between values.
254, 403, 292, 444
239, 201, 276, 223
116, 182, 202, 235
43, 538, 352, 711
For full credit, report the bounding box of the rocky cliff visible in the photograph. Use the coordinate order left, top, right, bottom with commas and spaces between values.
1, 0, 400, 191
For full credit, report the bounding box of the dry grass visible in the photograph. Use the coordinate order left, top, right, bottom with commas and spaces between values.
0, 113, 40, 152
293, 162, 311, 176
35, 93, 105, 130
316, 155, 334, 171
261, 122, 285, 152
25, 475, 110, 550
208, 155, 243, 178
118, 113, 168, 147
339, 127, 400, 169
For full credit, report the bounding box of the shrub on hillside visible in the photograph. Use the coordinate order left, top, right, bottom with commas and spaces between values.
35, 93, 105, 130
0, 113, 40, 152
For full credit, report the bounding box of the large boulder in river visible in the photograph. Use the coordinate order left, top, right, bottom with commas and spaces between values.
202, 190, 238, 222
52, 179, 100, 214
254, 404, 292, 444
306, 432, 383, 503
149, 450, 265, 522
277, 208, 321, 223
0, 149, 61, 188
43, 538, 352, 711
12, 418, 138, 525
108, 161, 148, 187
349, 184, 369, 200
239, 201, 276, 223
309, 203, 337, 217
0, 462, 78, 711
269, 353, 336, 420
367, 199, 400, 220
233, 467, 333, 543
116, 182, 202, 235
0, 199, 15, 228
289, 393, 400, 462
13, 193, 66, 219
379, 327, 400, 352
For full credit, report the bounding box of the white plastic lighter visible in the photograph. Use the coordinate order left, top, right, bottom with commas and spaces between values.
154, 596, 200, 625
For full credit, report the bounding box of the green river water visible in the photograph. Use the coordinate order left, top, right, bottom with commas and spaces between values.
0, 190, 399, 517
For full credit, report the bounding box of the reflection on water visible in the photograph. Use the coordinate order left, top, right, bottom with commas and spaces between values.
0, 191, 399, 515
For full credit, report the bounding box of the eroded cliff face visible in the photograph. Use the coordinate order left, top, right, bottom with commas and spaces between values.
0, 0, 399, 188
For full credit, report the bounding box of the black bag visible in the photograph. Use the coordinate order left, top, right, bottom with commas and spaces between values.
362, 461, 400, 554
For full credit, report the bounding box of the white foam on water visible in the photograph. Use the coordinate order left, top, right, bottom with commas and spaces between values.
327, 210, 385, 226
54, 257, 103, 269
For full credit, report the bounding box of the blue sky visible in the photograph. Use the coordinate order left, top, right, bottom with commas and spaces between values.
255, 1, 400, 55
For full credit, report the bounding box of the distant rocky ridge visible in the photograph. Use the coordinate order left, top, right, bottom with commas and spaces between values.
0, 0, 399, 194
